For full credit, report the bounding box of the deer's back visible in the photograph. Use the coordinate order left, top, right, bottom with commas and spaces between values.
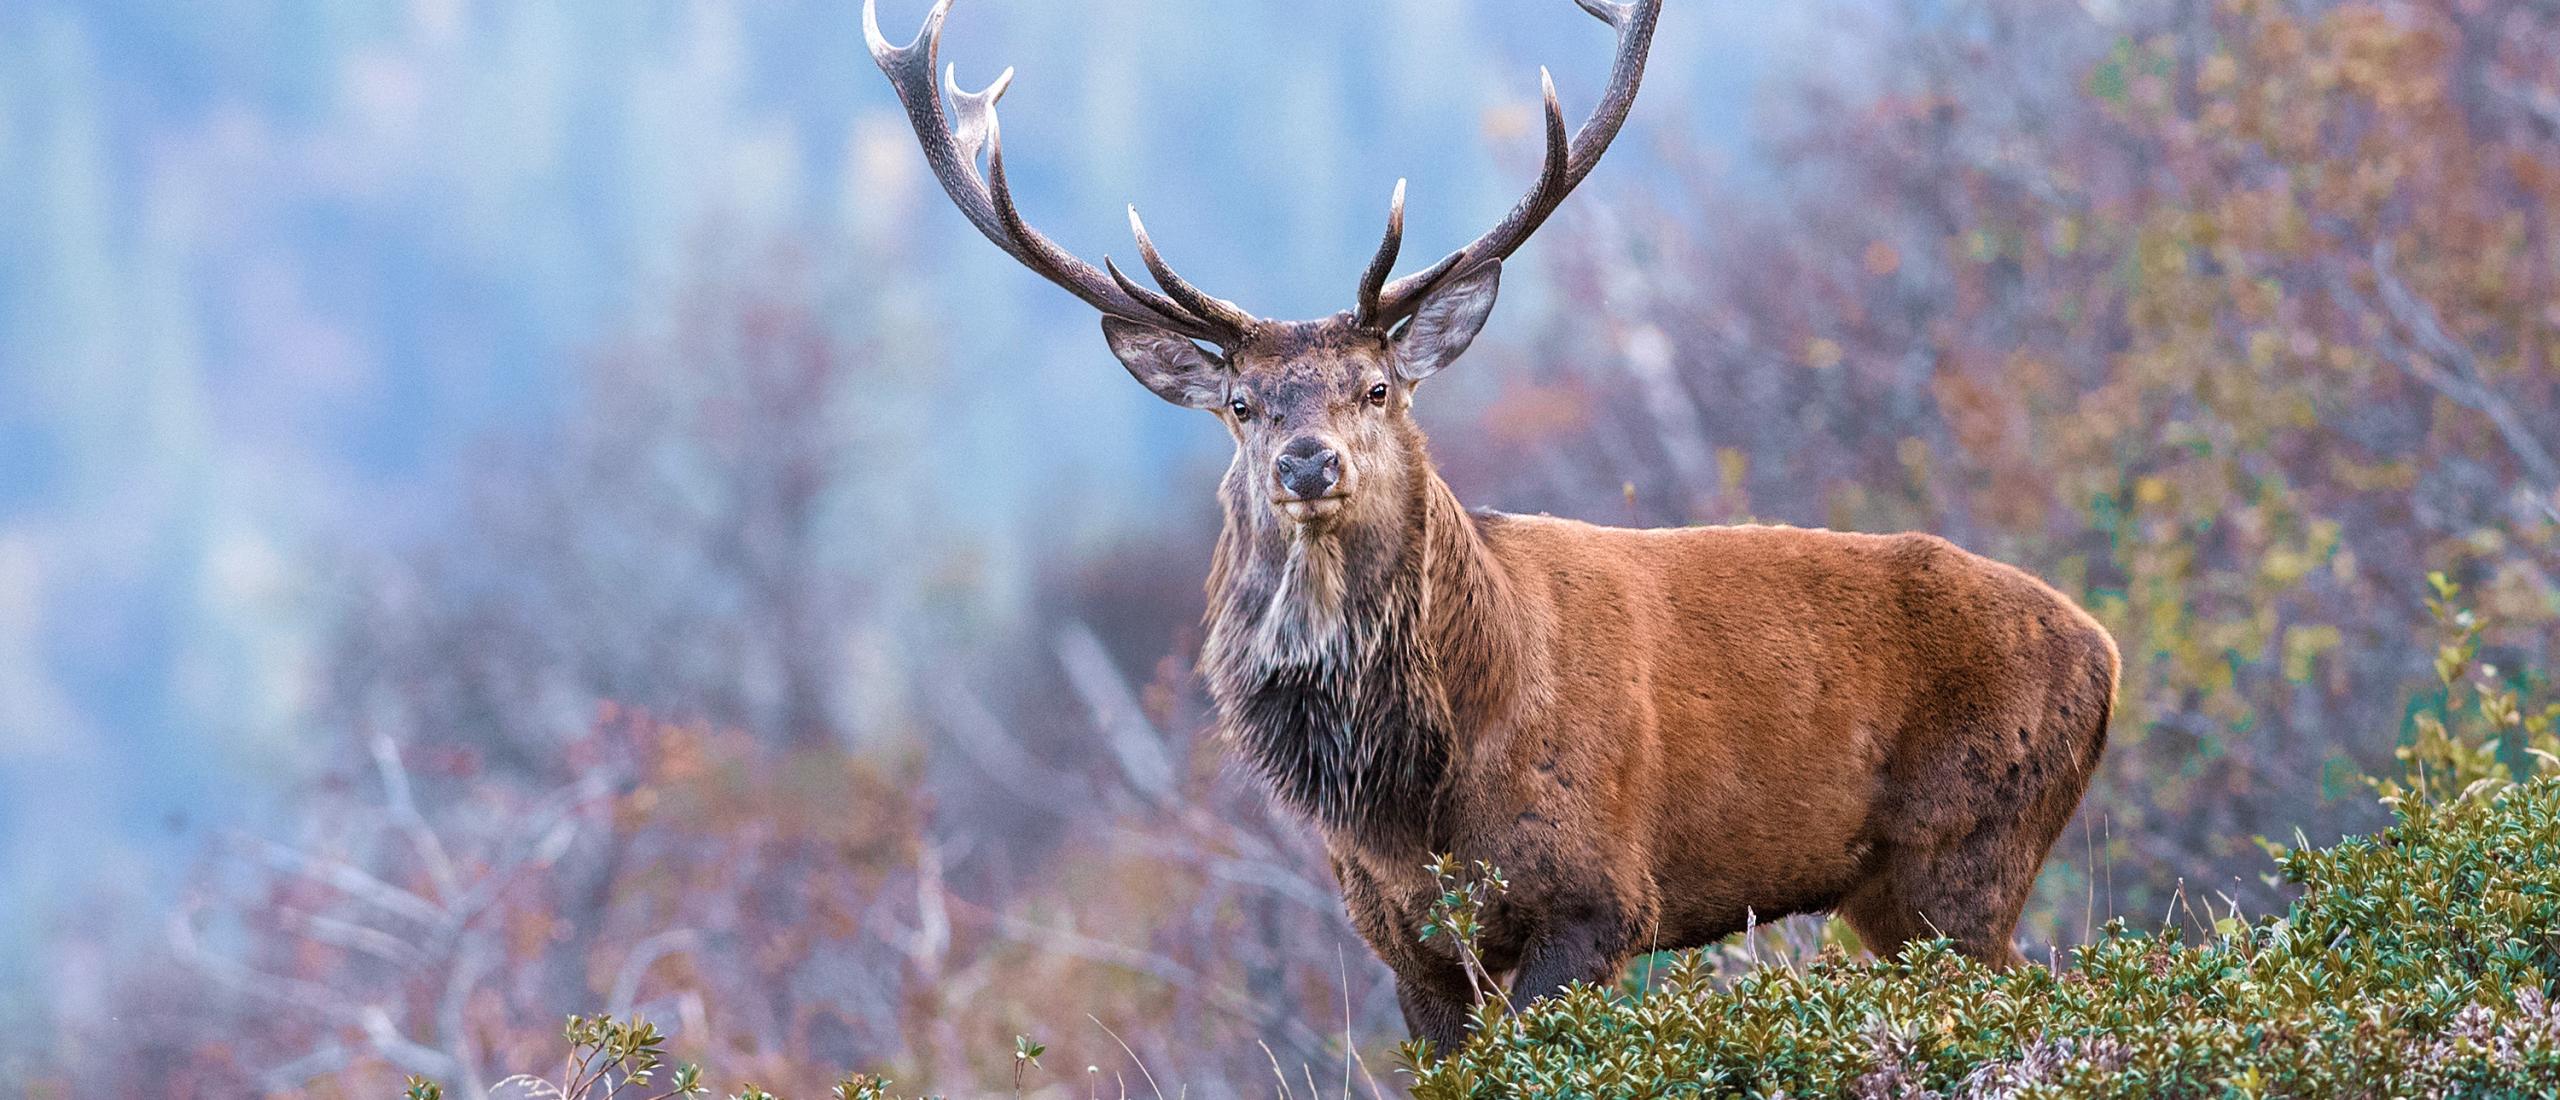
1480, 514, 2110, 705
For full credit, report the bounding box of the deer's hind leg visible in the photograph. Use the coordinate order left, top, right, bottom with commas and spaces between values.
1837, 829, 2036, 968
1843, 673, 2110, 967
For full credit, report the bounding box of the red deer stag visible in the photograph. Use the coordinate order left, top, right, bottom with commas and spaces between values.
866, 0, 2116, 1050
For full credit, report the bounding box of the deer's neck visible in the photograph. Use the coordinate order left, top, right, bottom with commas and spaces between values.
1202, 443, 1520, 848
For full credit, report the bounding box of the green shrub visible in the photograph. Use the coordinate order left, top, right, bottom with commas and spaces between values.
1409, 775, 2560, 1099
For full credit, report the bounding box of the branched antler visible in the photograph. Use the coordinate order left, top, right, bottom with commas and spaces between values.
1362, 0, 1662, 330
866, 0, 1659, 345
864, 0, 1254, 345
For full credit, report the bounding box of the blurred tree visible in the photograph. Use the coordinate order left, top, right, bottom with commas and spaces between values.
321, 237, 924, 765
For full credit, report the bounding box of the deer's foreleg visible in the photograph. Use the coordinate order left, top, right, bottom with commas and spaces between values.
1506, 892, 1637, 1010
1332, 850, 1483, 1053
1391, 958, 1479, 1054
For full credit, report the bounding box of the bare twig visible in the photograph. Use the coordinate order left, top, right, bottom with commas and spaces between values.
279, 905, 429, 969
443, 770, 617, 923
1056, 621, 1178, 802
374, 731, 463, 900
909, 837, 952, 972
360, 1005, 470, 1082
1091, 1014, 1171, 1100
1104, 827, 1342, 916
240, 835, 446, 928
928, 675, 1101, 815
262, 1042, 356, 1092
167, 910, 366, 1023
436, 935, 496, 1097
1259, 1040, 1295, 1100
2499, 77, 2560, 138
2361, 241, 2560, 500
975, 907, 1201, 989
607, 929, 703, 1019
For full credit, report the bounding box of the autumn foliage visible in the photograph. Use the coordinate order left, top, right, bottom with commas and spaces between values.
37, 0, 2560, 1094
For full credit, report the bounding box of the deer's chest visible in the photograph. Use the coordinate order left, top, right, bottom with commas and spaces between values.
1215, 641, 1452, 846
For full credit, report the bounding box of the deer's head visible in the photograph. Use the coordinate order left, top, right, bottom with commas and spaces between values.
866, 0, 1658, 533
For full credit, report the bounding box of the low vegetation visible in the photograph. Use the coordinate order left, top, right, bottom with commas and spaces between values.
413, 576, 2557, 1098
1408, 775, 2560, 1098
401, 772, 2560, 1098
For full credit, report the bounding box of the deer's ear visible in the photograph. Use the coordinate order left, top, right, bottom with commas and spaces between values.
1103, 316, 1228, 409
1393, 260, 1501, 382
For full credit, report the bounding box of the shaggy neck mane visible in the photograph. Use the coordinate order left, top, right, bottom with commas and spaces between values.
1201, 436, 1520, 849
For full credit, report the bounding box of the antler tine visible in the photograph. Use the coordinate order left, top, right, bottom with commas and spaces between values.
1369, 0, 1661, 326
1534, 67, 1573, 214
1101, 255, 1202, 329
1573, 0, 1642, 30
862, 0, 950, 68
864, 0, 1237, 344
944, 61, 1012, 178
1127, 206, 1260, 337
1354, 179, 1407, 331
981, 108, 1129, 317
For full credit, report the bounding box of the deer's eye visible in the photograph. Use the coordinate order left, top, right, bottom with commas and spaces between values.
1367, 383, 1390, 407
1229, 397, 1253, 421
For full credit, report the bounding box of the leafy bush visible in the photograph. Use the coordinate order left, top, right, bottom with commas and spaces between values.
1407, 774, 2560, 1099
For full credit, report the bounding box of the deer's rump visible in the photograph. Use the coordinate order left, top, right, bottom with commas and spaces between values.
1471, 517, 2117, 954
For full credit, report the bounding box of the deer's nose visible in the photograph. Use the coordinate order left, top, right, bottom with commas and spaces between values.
1273, 437, 1343, 500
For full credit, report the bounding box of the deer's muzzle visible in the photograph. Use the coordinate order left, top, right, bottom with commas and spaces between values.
1274, 436, 1349, 521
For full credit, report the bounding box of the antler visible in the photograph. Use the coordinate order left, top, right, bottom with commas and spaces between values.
1360, 0, 1661, 331
864, 0, 1255, 345
1353, 179, 1409, 330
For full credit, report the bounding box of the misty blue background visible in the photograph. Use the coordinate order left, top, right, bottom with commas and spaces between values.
0, 0, 1845, 1012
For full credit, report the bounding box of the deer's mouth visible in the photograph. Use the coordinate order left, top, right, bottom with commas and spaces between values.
1276, 494, 1350, 523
